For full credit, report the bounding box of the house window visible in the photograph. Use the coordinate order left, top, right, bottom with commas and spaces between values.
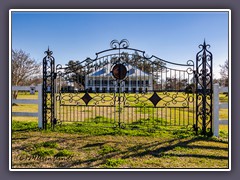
89, 80, 93, 86
95, 80, 100, 85
138, 80, 144, 86
103, 80, 108, 86
146, 80, 149, 86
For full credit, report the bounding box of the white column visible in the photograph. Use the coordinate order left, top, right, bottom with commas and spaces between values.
37, 84, 43, 129
149, 76, 153, 91
213, 83, 220, 137
107, 76, 110, 92
143, 78, 146, 92
136, 76, 139, 93
100, 77, 102, 92
92, 76, 95, 91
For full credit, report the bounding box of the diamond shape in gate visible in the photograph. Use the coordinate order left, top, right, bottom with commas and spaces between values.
149, 92, 162, 107
81, 92, 93, 105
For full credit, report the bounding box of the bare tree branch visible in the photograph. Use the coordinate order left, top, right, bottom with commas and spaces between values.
219, 59, 228, 86
12, 49, 41, 99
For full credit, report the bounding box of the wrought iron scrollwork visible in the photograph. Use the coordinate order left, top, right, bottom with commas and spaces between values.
110, 39, 130, 49
49, 39, 197, 132
42, 47, 55, 129
196, 40, 213, 135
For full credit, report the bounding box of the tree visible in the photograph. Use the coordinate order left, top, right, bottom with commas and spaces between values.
128, 51, 166, 74
219, 59, 229, 86
164, 77, 188, 91
12, 49, 41, 99
64, 60, 88, 90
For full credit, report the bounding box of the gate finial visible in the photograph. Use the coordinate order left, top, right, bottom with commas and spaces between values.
203, 39, 206, 48
45, 46, 53, 56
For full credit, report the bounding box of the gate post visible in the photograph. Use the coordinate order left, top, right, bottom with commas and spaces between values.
42, 48, 56, 129
195, 40, 213, 135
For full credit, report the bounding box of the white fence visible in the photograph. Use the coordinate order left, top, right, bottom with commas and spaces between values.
12, 85, 42, 128
213, 84, 228, 137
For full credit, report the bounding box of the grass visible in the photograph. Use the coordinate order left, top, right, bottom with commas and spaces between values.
31, 147, 56, 157
11, 120, 229, 169
103, 158, 126, 168
219, 93, 228, 103
98, 145, 119, 155
41, 141, 59, 148
11, 120, 194, 138
55, 150, 73, 157
11, 92, 229, 169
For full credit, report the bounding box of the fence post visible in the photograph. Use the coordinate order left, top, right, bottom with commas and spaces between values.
196, 40, 213, 135
38, 84, 43, 129
213, 83, 220, 137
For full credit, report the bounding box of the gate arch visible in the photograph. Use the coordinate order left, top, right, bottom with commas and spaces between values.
42, 39, 213, 135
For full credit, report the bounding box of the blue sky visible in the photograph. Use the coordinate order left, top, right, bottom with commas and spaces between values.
11, 10, 229, 78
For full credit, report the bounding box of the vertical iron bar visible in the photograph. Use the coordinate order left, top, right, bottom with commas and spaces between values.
196, 40, 213, 135
42, 48, 55, 130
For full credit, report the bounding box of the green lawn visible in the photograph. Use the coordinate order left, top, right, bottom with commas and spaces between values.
11, 92, 229, 169
11, 121, 229, 169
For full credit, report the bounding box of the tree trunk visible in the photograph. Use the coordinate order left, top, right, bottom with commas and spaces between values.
12, 90, 18, 106
13, 90, 18, 99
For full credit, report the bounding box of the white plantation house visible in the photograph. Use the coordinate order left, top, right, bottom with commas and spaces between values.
85, 63, 153, 93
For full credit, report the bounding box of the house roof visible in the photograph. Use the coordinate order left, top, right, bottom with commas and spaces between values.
88, 63, 150, 77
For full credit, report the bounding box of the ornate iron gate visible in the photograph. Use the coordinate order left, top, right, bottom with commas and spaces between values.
195, 40, 213, 135
42, 48, 56, 129
42, 39, 213, 135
